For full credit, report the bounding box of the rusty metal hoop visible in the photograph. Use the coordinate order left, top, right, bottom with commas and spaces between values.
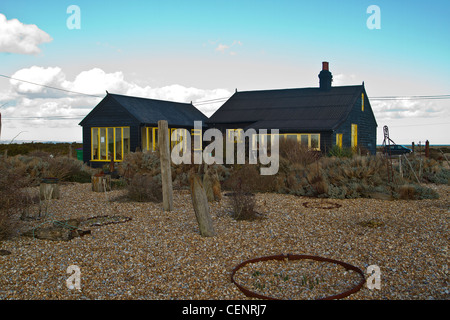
302, 201, 342, 209
231, 254, 366, 300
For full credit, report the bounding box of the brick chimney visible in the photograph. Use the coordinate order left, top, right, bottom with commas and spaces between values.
318, 61, 332, 90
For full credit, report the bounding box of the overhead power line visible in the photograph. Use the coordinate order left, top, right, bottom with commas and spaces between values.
1, 72, 449, 105
0, 74, 103, 98
371, 94, 450, 101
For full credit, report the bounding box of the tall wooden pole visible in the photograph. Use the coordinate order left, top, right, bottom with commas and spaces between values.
158, 120, 173, 211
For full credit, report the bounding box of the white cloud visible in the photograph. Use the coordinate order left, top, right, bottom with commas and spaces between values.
0, 14, 52, 55
215, 44, 229, 52
214, 40, 242, 55
0, 66, 231, 141
333, 73, 357, 86
371, 99, 446, 120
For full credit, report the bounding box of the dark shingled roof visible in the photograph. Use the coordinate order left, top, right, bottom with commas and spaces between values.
80, 93, 208, 127
206, 85, 364, 132
110, 93, 208, 126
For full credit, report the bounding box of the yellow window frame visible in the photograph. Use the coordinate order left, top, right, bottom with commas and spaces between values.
351, 124, 358, 149
191, 128, 202, 151
336, 133, 343, 148
362, 93, 365, 111
91, 127, 129, 162
227, 129, 244, 143
253, 133, 320, 151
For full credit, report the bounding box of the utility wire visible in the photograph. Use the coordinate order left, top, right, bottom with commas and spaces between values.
2, 72, 450, 104
0, 74, 103, 98
371, 94, 450, 101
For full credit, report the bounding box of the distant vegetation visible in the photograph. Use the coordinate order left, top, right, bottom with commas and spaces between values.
0, 142, 82, 158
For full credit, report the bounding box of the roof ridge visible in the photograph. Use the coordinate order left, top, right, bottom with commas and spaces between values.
235, 84, 363, 94
108, 92, 192, 105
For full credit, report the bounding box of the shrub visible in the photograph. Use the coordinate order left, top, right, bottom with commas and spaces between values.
327, 145, 354, 158
1, 155, 94, 185
227, 179, 260, 221
279, 138, 321, 166
397, 184, 439, 200
0, 159, 32, 240
127, 174, 162, 202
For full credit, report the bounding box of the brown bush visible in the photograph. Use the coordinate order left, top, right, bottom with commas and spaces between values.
0, 160, 31, 240
279, 138, 321, 167
127, 174, 162, 203
227, 180, 260, 221
222, 164, 277, 193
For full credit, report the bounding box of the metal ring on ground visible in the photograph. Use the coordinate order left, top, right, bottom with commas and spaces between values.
302, 201, 342, 209
231, 254, 366, 300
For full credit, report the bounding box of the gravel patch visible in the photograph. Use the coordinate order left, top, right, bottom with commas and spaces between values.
0, 183, 448, 300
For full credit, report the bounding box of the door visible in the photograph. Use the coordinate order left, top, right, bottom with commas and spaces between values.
351, 124, 358, 149
336, 133, 343, 148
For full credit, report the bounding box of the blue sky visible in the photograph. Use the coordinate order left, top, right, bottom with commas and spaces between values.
0, 0, 449, 143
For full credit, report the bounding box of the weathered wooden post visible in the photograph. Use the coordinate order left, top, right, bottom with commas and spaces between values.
158, 120, 173, 211
92, 174, 111, 192
190, 174, 216, 237
40, 178, 61, 200
425, 140, 430, 158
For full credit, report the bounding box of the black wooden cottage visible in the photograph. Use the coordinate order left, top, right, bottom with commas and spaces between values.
207, 62, 378, 155
79, 92, 208, 167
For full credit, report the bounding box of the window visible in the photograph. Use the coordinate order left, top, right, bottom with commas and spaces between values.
142, 126, 198, 152
351, 124, 358, 149
91, 127, 130, 161
253, 133, 321, 151
362, 93, 364, 112
191, 128, 202, 151
227, 129, 244, 143
336, 133, 343, 148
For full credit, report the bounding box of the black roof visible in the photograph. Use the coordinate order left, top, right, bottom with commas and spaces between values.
80, 93, 208, 127
207, 85, 366, 132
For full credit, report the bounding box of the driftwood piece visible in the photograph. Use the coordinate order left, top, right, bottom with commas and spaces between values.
92, 174, 111, 192
158, 120, 173, 211
189, 174, 216, 237
22, 219, 91, 241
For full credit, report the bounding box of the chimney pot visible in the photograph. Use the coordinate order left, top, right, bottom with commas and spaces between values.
318, 61, 332, 90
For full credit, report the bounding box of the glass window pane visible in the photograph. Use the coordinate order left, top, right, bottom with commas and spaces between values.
141, 127, 148, 152
192, 129, 202, 151
123, 127, 130, 154
300, 135, 308, 147
311, 134, 319, 149
115, 128, 122, 160
286, 134, 298, 142
100, 128, 107, 160
153, 128, 158, 151
108, 128, 114, 160
92, 128, 99, 160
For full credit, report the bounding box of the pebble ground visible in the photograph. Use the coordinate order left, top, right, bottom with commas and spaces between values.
0, 183, 448, 300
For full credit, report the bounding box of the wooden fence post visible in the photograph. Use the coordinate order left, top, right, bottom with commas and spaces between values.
190, 174, 215, 237
158, 120, 173, 211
